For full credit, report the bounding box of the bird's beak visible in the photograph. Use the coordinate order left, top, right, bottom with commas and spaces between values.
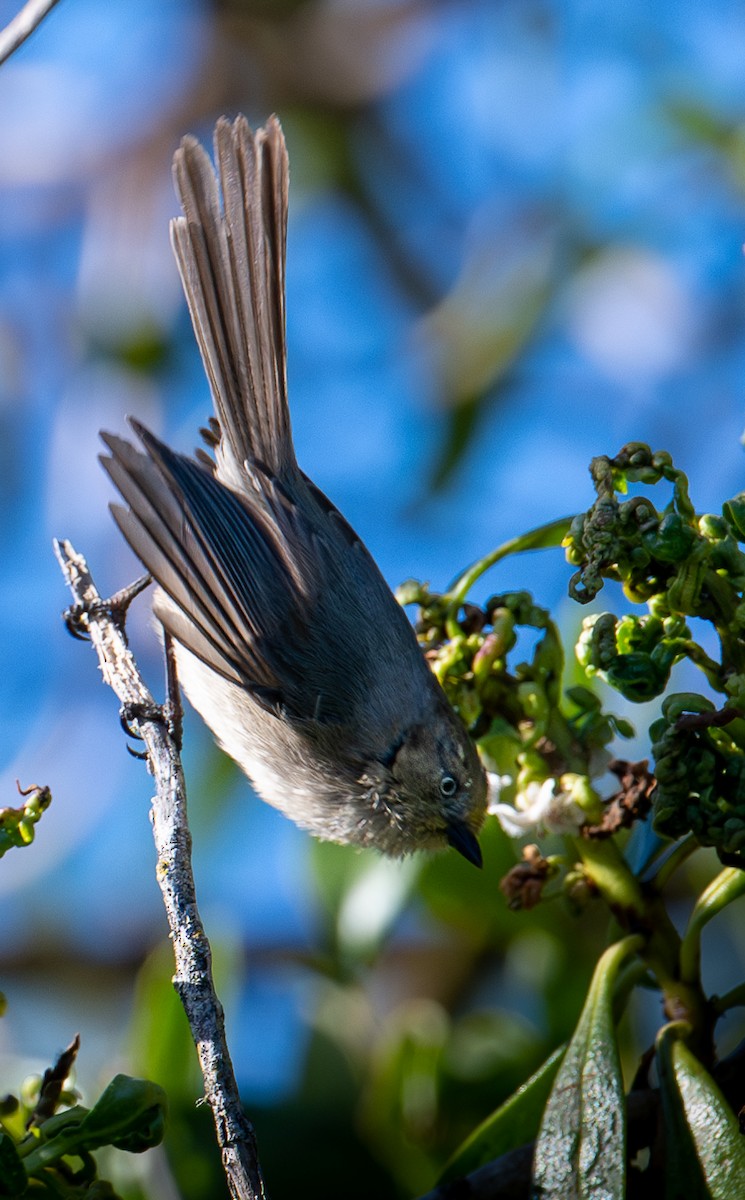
446, 820, 483, 868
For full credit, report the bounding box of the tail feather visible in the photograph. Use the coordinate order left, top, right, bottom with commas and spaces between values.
170, 115, 294, 483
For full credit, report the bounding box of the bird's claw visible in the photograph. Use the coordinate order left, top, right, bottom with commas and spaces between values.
63, 574, 151, 642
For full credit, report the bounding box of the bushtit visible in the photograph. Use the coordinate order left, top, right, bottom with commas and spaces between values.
101, 116, 487, 865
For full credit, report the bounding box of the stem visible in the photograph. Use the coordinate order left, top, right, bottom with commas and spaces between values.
713, 981, 745, 1013
679, 867, 745, 986
444, 516, 572, 622
703, 569, 745, 677
612, 957, 649, 1021
683, 640, 726, 690
574, 835, 709, 1038
573, 835, 647, 923
644, 834, 697, 889
0, 0, 61, 66
545, 709, 591, 775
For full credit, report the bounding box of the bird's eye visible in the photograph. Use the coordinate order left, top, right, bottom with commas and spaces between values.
440, 774, 457, 797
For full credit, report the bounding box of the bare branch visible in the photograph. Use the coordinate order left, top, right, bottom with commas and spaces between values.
54, 538, 268, 1200
0, 0, 62, 68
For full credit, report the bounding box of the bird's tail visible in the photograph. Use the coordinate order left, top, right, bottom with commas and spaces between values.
170, 115, 295, 484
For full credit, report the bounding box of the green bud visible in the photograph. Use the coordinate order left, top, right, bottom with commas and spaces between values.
565, 686, 601, 713
560, 772, 602, 819
661, 693, 715, 722
643, 512, 696, 563
655, 756, 689, 785
430, 639, 465, 681
627, 544, 652, 570
616, 613, 663, 654
471, 643, 500, 685
455, 688, 481, 728
18, 820, 34, 845
699, 513, 727, 541
614, 442, 655, 479
516, 751, 550, 788
662, 613, 688, 638
576, 612, 617, 672
725, 673, 745, 706
722, 818, 745, 852
471, 619, 514, 682
21, 1075, 42, 1107
563, 867, 595, 913
666, 555, 708, 614
25, 786, 51, 818
395, 579, 429, 607
606, 652, 666, 702
517, 682, 548, 722
610, 716, 635, 739
477, 725, 519, 777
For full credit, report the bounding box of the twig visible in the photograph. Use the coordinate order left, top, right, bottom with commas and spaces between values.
53, 538, 267, 1200
0, 0, 62, 68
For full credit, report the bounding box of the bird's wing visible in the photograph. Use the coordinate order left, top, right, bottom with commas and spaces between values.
101, 420, 430, 733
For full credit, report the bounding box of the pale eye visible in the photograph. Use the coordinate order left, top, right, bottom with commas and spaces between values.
440, 775, 457, 797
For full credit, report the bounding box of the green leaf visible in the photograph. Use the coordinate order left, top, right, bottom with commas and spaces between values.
446, 516, 574, 607
439, 1043, 565, 1184
530, 935, 643, 1200
22, 1076, 167, 1175
657, 1023, 745, 1199
0, 1129, 26, 1196
723, 495, 745, 542
656, 1023, 712, 1200
80, 1075, 167, 1153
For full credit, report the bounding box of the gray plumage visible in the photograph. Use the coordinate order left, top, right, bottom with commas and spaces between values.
101, 115, 487, 864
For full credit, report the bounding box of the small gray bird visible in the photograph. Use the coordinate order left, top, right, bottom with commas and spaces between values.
101, 115, 487, 865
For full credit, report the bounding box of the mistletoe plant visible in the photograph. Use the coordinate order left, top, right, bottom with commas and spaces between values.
399, 443, 745, 1199
0, 1044, 167, 1199
0, 785, 167, 1198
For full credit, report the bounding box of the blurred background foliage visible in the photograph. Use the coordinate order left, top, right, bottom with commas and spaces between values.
1, 0, 745, 1196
